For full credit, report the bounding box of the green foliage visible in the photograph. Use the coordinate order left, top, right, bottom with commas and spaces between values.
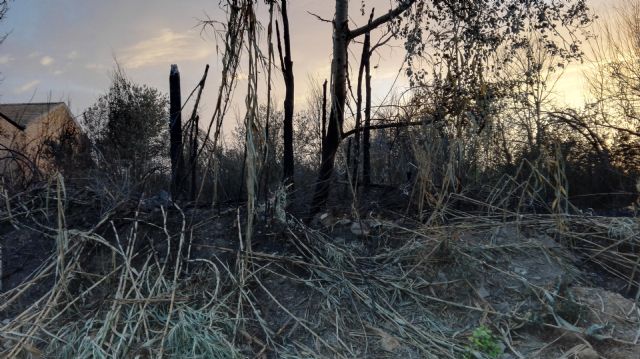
0, 1, 11, 69
0, 1, 9, 31
399, 0, 592, 88
465, 325, 502, 359
83, 65, 168, 181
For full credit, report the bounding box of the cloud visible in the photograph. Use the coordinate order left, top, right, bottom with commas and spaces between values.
53, 70, 64, 76
0, 55, 13, 65
28, 52, 41, 59
14, 80, 41, 94
85, 63, 106, 71
119, 28, 213, 69
67, 51, 78, 60
40, 56, 54, 66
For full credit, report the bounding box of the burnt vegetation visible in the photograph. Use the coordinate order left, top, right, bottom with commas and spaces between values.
2, 0, 640, 358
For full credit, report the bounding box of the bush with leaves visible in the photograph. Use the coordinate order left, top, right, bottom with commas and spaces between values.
465, 326, 502, 359
0, 1, 10, 43
82, 66, 169, 183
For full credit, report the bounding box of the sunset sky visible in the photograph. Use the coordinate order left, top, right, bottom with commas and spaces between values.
0, 0, 618, 129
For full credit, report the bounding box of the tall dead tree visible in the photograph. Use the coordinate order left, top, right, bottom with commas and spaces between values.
310, 0, 590, 214
311, 0, 349, 213
188, 64, 210, 201
353, 10, 374, 186
321, 79, 328, 154
362, 18, 373, 186
277, 0, 295, 187
311, 0, 417, 213
169, 64, 183, 198
261, 0, 275, 206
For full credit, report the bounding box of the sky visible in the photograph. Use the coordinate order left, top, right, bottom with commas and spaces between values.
0, 0, 407, 126
0, 0, 616, 130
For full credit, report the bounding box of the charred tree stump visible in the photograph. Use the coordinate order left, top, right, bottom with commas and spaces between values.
169, 64, 184, 199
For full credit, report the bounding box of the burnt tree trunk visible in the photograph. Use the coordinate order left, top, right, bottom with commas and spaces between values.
262, 0, 275, 209
352, 10, 374, 186
169, 64, 183, 198
362, 15, 373, 187
352, 42, 365, 186
190, 115, 199, 200
278, 0, 295, 188
311, 0, 349, 214
311, 0, 416, 214
321, 79, 328, 154
189, 64, 210, 201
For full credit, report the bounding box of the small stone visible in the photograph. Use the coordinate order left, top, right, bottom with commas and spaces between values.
565, 345, 600, 359
319, 213, 334, 228
577, 348, 599, 359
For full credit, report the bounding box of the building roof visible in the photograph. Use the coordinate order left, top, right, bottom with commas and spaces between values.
0, 102, 67, 129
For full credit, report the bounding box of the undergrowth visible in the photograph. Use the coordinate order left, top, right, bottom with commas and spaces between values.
0, 174, 639, 358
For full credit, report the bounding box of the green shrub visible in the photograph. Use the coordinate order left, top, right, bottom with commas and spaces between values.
464, 325, 502, 358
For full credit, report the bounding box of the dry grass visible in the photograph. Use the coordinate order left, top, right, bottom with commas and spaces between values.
1, 174, 639, 358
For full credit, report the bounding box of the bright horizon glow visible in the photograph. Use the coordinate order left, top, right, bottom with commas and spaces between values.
0, 0, 617, 133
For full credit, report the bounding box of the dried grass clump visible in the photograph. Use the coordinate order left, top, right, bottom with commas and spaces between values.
0, 178, 242, 358
1, 173, 639, 358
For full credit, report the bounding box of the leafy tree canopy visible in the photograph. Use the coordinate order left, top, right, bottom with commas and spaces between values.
82, 67, 168, 179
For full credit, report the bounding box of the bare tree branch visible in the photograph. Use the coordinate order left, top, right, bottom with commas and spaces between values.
307, 11, 331, 23
349, 0, 416, 39
341, 118, 433, 140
